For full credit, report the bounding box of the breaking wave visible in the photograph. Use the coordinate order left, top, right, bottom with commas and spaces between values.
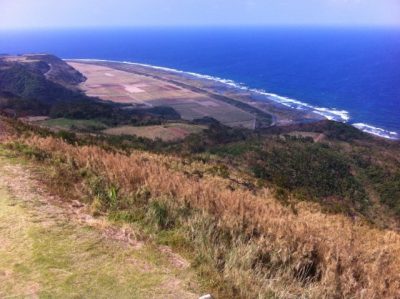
352, 123, 399, 140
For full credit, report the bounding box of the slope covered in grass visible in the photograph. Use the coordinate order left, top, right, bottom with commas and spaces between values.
1, 117, 399, 298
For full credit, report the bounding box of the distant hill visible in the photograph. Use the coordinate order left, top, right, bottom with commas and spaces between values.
0, 60, 82, 102
0, 54, 86, 88
0, 54, 181, 124
0, 54, 92, 116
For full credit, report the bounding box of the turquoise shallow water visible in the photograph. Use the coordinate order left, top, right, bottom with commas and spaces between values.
0, 27, 399, 138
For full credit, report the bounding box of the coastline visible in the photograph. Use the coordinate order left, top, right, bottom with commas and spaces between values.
67, 58, 399, 140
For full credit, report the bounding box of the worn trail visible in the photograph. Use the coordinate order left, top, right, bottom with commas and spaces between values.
0, 155, 198, 298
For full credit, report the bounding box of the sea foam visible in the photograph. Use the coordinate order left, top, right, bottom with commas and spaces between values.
352, 123, 399, 140
69, 58, 398, 140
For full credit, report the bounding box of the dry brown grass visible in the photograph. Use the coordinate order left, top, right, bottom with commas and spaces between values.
0, 117, 395, 298
16, 135, 400, 298
0, 119, 12, 142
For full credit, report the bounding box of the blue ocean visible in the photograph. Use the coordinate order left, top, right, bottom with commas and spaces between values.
0, 27, 399, 138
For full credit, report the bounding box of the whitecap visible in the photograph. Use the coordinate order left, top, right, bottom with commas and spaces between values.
352, 123, 399, 140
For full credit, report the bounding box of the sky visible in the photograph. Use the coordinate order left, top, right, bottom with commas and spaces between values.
0, 0, 399, 29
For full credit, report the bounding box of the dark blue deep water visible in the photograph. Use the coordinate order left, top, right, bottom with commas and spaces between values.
0, 27, 399, 138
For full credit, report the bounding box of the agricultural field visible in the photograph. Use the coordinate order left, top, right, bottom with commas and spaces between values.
69, 62, 256, 129
103, 123, 206, 141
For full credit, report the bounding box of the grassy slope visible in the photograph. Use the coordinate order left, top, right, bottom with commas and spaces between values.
2, 118, 400, 298
0, 153, 198, 298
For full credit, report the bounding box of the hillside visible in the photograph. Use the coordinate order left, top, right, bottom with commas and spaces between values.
1, 54, 400, 298
1, 116, 400, 298
0, 54, 86, 88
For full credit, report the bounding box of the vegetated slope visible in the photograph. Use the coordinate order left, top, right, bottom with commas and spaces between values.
1, 117, 400, 298
25, 54, 87, 87
172, 120, 400, 228
0, 62, 87, 114
0, 55, 114, 117
0, 54, 86, 88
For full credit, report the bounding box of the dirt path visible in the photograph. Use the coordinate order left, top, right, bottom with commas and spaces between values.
0, 156, 199, 298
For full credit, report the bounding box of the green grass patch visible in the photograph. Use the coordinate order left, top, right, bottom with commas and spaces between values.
39, 118, 108, 131
103, 123, 206, 141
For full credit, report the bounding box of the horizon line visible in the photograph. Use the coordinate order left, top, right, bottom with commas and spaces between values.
1, 24, 400, 31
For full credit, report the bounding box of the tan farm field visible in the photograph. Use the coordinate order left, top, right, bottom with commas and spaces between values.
68, 62, 256, 128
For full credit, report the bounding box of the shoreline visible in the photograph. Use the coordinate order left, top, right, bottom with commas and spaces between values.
67, 58, 399, 140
